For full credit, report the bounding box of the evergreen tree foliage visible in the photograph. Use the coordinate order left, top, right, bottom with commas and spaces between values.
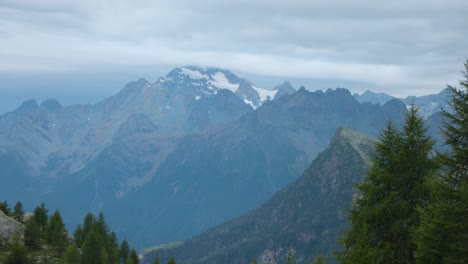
0, 202, 132, 264
81, 228, 106, 264
47, 210, 69, 254
166, 257, 176, 264
286, 249, 296, 264
5, 235, 29, 264
82, 212, 96, 240
415, 60, 468, 264
74, 224, 84, 248
63, 244, 81, 264
338, 106, 437, 264
108, 231, 120, 264
152, 254, 161, 264
33, 202, 48, 234
120, 240, 130, 263
0, 200, 11, 216
311, 255, 328, 264
127, 249, 140, 264
13, 201, 25, 222
24, 217, 40, 249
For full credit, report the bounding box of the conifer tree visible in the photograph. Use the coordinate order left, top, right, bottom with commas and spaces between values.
166, 257, 176, 264
24, 217, 40, 249
415, 60, 468, 264
286, 249, 296, 264
311, 255, 328, 264
127, 249, 140, 264
152, 254, 161, 264
0, 200, 11, 216
5, 235, 29, 264
82, 212, 96, 239
81, 228, 106, 264
47, 210, 69, 254
338, 105, 437, 263
74, 224, 84, 248
120, 240, 130, 263
63, 244, 81, 264
13, 201, 25, 222
33, 202, 48, 234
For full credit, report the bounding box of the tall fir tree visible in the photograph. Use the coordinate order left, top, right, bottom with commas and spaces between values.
152, 254, 161, 264
13, 201, 25, 222
127, 249, 140, 264
33, 202, 49, 234
415, 60, 468, 264
81, 228, 107, 264
338, 105, 437, 263
120, 240, 130, 264
24, 217, 40, 249
47, 210, 69, 254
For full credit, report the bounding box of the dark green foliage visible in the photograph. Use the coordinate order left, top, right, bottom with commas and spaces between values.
120, 240, 130, 263
338, 106, 437, 263
415, 60, 468, 264
108, 232, 120, 264
74, 224, 84, 248
127, 249, 140, 264
152, 254, 160, 264
1, 202, 133, 264
82, 212, 96, 240
33, 202, 48, 234
13, 201, 25, 222
81, 228, 107, 264
286, 249, 296, 264
74, 212, 122, 264
63, 245, 81, 264
47, 210, 69, 254
24, 217, 40, 249
0, 200, 11, 216
311, 255, 327, 264
5, 236, 29, 264
166, 257, 176, 264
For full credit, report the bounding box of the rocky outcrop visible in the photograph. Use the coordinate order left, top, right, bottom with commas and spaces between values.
0, 210, 25, 246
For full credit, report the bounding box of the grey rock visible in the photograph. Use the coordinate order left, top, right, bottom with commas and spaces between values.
0, 210, 25, 245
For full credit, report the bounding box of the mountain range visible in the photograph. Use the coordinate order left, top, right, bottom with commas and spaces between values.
0, 66, 447, 249
141, 127, 375, 264
353, 88, 450, 117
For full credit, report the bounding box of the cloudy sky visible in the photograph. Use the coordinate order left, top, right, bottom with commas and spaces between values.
0, 0, 467, 112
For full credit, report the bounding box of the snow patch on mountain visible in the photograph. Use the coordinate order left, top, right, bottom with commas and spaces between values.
243, 99, 255, 108
181, 68, 208, 80
254, 86, 278, 102
209, 72, 240, 93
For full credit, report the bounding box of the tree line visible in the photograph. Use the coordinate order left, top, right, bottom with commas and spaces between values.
0, 202, 174, 264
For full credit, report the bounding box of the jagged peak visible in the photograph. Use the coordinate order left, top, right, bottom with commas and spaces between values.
40, 98, 62, 112
333, 126, 375, 165
326, 87, 352, 96
15, 99, 38, 113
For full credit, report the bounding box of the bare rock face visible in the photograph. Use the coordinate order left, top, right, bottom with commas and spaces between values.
0, 210, 25, 246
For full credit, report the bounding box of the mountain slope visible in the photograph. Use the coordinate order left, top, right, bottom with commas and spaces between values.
142, 127, 375, 264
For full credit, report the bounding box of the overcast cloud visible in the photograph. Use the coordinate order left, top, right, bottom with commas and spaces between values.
0, 0, 467, 100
